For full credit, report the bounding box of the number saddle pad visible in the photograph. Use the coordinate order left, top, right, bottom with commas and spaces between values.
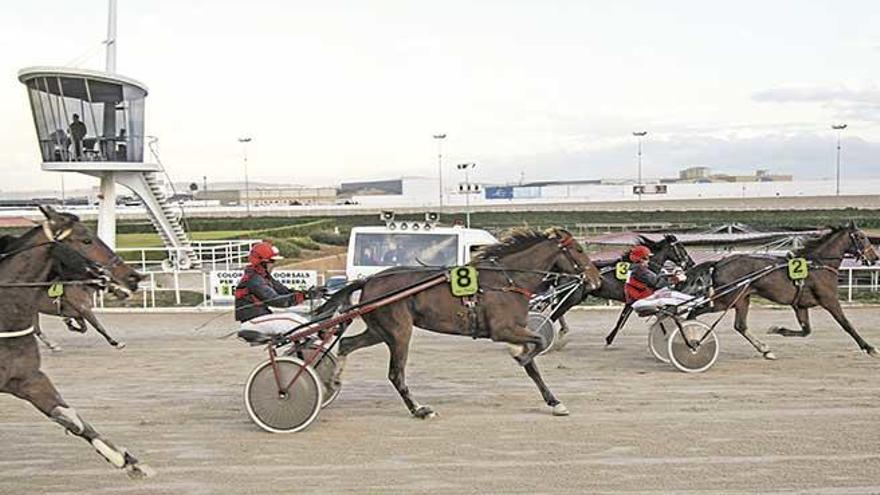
449, 266, 479, 297
47, 282, 64, 298
615, 262, 631, 281
787, 257, 809, 280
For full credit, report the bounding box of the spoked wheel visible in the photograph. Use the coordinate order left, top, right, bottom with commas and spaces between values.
648, 317, 673, 363
244, 357, 323, 433
667, 320, 719, 373
286, 344, 340, 408
527, 312, 558, 356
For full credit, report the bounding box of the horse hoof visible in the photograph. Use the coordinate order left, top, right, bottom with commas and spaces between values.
126, 463, 155, 479
49, 345, 63, 353
763, 351, 778, 360
767, 326, 781, 335
413, 406, 436, 419
552, 403, 570, 416
113, 342, 126, 350
866, 347, 879, 358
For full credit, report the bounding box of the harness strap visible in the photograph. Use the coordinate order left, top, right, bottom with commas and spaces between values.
0, 326, 35, 339
502, 285, 534, 299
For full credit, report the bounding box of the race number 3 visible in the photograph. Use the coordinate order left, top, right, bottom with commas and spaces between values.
450, 266, 479, 297
615, 262, 631, 281
787, 257, 809, 280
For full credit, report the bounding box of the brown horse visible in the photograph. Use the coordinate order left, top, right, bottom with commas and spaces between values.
319, 228, 601, 418
683, 222, 879, 358
0, 206, 150, 477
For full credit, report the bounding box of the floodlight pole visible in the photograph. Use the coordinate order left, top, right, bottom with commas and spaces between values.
434, 134, 447, 209
633, 131, 647, 201
832, 124, 847, 196
239, 137, 252, 215
96, 0, 119, 248
457, 162, 476, 227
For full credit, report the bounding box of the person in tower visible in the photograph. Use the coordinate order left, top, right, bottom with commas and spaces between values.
68, 114, 87, 161
625, 245, 691, 315
235, 241, 309, 334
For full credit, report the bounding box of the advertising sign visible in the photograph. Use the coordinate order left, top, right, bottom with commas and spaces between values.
209, 270, 318, 303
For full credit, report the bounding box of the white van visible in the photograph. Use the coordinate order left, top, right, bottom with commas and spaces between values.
346, 222, 498, 280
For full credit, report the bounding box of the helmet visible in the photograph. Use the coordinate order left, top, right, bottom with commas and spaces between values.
629, 245, 652, 262
249, 241, 283, 265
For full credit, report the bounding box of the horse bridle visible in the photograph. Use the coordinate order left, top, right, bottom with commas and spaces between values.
849, 230, 877, 265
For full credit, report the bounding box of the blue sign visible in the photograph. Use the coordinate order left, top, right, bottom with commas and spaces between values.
485, 186, 514, 199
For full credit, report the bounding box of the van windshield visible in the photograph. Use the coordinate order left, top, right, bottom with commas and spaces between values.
353, 233, 458, 267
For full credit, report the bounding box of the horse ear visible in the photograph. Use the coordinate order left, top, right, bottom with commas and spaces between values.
38, 204, 61, 224
849, 219, 857, 229
665, 234, 677, 242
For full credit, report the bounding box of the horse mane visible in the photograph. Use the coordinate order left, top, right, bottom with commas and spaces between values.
795, 225, 847, 255
473, 227, 563, 261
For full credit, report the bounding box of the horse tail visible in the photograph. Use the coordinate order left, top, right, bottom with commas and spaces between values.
314, 278, 367, 316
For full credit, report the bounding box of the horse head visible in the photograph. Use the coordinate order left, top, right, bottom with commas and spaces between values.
547, 228, 602, 290
39, 205, 144, 298
842, 221, 878, 266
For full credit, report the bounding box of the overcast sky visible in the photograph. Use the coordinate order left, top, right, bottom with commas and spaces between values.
1, 0, 878, 193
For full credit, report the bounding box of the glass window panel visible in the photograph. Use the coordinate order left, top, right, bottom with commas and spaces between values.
353, 233, 458, 267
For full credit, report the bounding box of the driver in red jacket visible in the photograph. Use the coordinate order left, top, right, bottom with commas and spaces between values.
235, 241, 309, 335
624, 245, 686, 304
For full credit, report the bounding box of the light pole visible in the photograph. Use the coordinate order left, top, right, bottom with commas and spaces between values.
832, 124, 847, 196
433, 134, 447, 209
238, 137, 252, 215
633, 131, 647, 200
457, 162, 476, 227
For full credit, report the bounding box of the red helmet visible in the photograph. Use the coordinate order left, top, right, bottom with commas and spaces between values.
249, 241, 283, 265
629, 245, 652, 262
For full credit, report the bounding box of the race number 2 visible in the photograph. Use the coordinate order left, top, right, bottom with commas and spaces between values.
615, 262, 631, 281
787, 257, 809, 280
449, 266, 479, 297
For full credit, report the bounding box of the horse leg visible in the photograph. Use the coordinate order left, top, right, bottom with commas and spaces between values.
500, 325, 567, 415
9, 369, 151, 478
732, 295, 777, 360
379, 322, 435, 419
768, 307, 812, 337
554, 315, 571, 350
33, 315, 63, 353
523, 361, 569, 416
78, 308, 124, 349
604, 304, 634, 347
821, 299, 877, 356
333, 328, 383, 389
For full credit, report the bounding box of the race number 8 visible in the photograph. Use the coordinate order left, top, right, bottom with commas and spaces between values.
615, 262, 631, 281
450, 266, 479, 296
787, 257, 809, 280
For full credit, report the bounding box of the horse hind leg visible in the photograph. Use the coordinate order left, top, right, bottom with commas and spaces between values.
334, 327, 384, 389
10, 370, 152, 478
604, 304, 634, 347
732, 296, 777, 360
768, 307, 812, 338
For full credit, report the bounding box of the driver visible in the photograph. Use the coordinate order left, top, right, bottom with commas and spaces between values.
625, 245, 687, 304
235, 241, 309, 334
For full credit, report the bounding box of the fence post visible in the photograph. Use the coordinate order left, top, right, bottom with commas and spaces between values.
174, 268, 181, 305
203, 271, 209, 307
150, 272, 156, 307
848, 268, 853, 302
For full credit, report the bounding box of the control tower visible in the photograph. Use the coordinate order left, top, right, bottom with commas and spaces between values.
17, 0, 193, 268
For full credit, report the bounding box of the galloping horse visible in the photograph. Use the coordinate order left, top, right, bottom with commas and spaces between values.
319, 228, 602, 417
0, 206, 149, 477
682, 222, 878, 358
549, 234, 695, 347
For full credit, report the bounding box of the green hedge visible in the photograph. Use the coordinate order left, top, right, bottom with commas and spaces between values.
310, 230, 348, 246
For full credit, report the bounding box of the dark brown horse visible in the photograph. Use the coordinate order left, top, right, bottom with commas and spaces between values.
549, 234, 695, 347
319, 228, 601, 417
0, 206, 150, 477
682, 222, 878, 358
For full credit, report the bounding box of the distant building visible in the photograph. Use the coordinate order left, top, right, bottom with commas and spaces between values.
196, 186, 337, 207
666, 167, 792, 184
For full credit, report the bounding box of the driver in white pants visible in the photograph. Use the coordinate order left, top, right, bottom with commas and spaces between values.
235, 241, 309, 335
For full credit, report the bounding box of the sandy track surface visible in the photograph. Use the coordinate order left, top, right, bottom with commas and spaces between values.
1, 308, 879, 494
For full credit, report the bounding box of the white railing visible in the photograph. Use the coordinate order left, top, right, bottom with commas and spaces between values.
116, 239, 261, 272
840, 265, 880, 302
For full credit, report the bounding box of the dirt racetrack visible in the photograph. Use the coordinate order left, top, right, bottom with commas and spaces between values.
2, 307, 879, 494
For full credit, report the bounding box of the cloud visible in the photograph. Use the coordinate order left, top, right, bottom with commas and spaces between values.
752, 85, 880, 122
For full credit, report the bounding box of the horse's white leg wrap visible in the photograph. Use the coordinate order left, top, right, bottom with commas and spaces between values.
92, 438, 126, 468
50, 406, 85, 434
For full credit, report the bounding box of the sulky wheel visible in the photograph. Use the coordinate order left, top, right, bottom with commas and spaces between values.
286, 344, 340, 408
244, 357, 323, 433
527, 312, 558, 356
666, 320, 719, 373
648, 317, 673, 363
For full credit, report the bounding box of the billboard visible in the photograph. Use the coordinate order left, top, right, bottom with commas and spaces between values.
485, 186, 514, 199
209, 270, 318, 303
